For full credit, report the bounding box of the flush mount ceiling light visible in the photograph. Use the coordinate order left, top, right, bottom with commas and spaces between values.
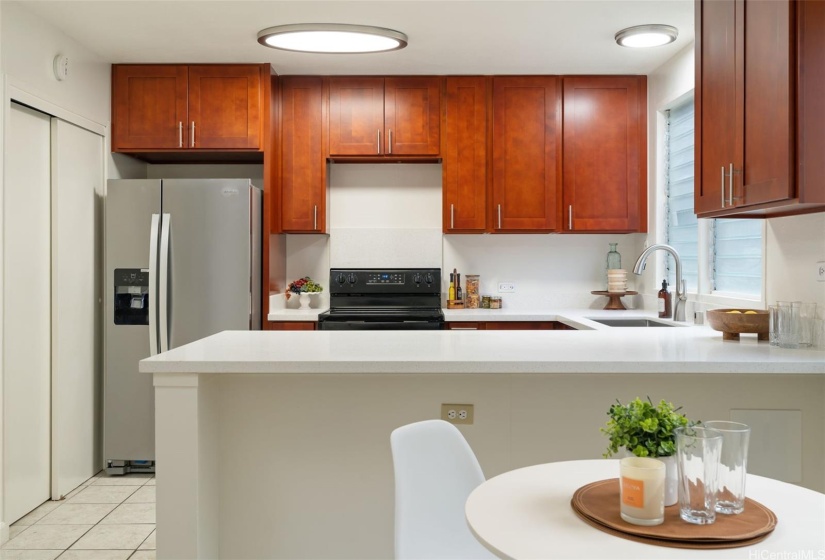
257, 23, 408, 54
615, 24, 678, 48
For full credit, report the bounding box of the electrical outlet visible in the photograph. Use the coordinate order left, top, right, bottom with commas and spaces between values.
498, 282, 515, 293
817, 261, 825, 282
441, 403, 474, 425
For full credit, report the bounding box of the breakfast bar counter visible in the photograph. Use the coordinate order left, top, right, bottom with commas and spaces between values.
140, 316, 825, 559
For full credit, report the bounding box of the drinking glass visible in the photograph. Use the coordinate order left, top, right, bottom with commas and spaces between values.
793, 302, 817, 348
619, 456, 665, 526
776, 301, 795, 348
703, 421, 750, 514
675, 426, 723, 525
768, 305, 780, 346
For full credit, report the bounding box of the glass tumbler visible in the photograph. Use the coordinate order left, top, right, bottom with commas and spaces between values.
776, 301, 795, 348
793, 302, 817, 348
703, 421, 750, 514
769, 305, 779, 346
675, 426, 723, 525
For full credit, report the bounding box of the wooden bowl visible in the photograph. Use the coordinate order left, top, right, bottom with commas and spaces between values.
706, 308, 769, 341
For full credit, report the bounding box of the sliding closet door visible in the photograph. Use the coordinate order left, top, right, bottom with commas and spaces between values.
4, 102, 52, 523
51, 118, 104, 499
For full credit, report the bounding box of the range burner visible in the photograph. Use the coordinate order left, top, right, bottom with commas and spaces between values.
318, 268, 444, 331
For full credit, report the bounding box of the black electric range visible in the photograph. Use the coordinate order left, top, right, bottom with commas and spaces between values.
317, 268, 444, 330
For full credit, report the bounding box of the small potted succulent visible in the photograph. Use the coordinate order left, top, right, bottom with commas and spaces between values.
286, 276, 323, 309
601, 397, 691, 506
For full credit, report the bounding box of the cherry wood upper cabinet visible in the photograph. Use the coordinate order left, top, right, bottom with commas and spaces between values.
112, 65, 188, 150
279, 76, 327, 233
491, 76, 561, 232
112, 64, 268, 155
443, 77, 487, 232
562, 76, 647, 232
384, 78, 441, 156
696, 0, 824, 217
188, 65, 263, 149
328, 78, 384, 156
328, 77, 441, 158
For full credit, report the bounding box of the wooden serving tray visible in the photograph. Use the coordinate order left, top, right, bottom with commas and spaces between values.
570, 478, 777, 549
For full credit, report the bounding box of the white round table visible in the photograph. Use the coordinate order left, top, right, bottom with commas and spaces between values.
465, 459, 825, 559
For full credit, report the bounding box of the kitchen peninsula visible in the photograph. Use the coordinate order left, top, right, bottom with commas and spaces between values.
141, 314, 825, 559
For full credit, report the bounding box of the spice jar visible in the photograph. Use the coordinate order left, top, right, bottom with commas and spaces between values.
465, 275, 480, 296
467, 294, 480, 309
482, 295, 491, 309
490, 296, 502, 309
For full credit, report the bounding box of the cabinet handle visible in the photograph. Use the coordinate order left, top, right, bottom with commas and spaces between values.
729, 163, 734, 206
191, 121, 195, 148
388, 129, 392, 154
313, 205, 318, 231
178, 122, 183, 148
568, 205, 573, 230
450, 204, 455, 229
721, 166, 726, 208
377, 130, 381, 154
497, 204, 502, 229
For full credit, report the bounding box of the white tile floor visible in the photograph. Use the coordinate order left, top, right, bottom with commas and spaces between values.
2, 472, 155, 560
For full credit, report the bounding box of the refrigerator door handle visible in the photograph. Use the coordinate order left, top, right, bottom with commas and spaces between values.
148, 214, 160, 356
159, 213, 171, 353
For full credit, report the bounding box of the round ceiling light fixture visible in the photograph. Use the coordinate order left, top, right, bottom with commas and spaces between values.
257, 23, 408, 54
615, 24, 678, 48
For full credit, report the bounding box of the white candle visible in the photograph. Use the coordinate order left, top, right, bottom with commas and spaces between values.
620, 456, 665, 526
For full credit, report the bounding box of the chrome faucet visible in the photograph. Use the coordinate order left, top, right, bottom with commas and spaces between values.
633, 244, 687, 322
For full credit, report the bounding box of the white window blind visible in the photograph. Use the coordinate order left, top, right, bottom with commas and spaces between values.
665, 98, 698, 292
712, 218, 763, 296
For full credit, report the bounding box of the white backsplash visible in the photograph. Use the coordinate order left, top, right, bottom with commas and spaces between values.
443, 234, 648, 310
330, 228, 442, 268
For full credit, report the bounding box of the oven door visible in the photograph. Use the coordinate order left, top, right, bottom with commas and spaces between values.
318, 319, 443, 331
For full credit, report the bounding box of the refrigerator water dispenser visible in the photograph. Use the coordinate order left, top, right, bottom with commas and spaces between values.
113, 268, 149, 325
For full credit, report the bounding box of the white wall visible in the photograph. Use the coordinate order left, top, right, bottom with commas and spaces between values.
1, 2, 110, 126
766, 213, 825, 311
444, 234, 647, 309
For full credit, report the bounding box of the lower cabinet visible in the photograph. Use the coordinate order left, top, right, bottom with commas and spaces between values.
444, 321, 572, 330
266, 321, 317, 331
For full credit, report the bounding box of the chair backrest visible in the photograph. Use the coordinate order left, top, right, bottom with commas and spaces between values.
390, 419, 495, 560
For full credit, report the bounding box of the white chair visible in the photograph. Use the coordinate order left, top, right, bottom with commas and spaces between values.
390, 419, 497, 560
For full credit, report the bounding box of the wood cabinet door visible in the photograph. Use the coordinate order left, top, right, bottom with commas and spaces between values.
112, 65, 188, 150
695, 0, 737, 215
739, 0, 794, 206
266, 321, 316, 331
328, 77, 384, 156
492, 77, 561, 232
562, 76, 646, 232
384, 77, 441, 155
798, 0, 825, 204
187, 65, 262, 149
280, 76, 326, 233
443, 77, 487, 232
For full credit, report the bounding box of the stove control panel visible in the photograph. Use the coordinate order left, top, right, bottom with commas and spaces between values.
367, 272, 404, 285
330, 268, 441, 294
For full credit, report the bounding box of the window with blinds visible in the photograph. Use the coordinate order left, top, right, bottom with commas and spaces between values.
665, 99, 698, 292
712, 219, 763, 296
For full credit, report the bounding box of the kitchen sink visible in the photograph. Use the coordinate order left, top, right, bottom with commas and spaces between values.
589, 318, 677, 328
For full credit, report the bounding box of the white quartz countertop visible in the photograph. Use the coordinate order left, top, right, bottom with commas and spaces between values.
143, 310, 824, 375
267, 308, 326, 321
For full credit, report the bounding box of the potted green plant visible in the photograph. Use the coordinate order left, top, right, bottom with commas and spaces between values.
601, 397, 691, 506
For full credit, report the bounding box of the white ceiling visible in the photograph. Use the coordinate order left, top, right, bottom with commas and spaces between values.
19, 0, 694, 75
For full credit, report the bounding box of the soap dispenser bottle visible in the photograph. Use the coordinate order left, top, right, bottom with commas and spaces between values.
658, 279, 672, 319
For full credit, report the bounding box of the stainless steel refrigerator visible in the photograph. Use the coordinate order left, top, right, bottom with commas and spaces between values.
104, 179, 261, 474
